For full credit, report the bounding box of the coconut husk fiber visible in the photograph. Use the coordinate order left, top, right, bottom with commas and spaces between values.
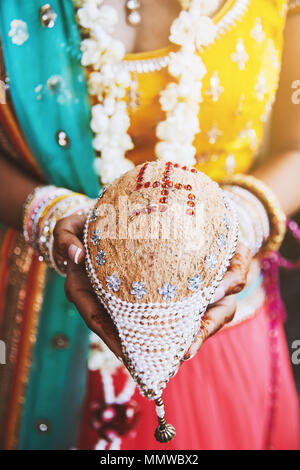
85, 161, 238, 400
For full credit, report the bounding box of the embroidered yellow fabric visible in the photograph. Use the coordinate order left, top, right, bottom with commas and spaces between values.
100, 0, 289, 182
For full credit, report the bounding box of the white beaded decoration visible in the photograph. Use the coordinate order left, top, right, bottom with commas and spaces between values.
83, 164, 239, 443
84, 199, 238, 401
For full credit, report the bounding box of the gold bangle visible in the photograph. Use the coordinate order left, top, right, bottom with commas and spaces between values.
37, 194, 71, 236
37, 191, 83, 235
221, 174, 286, 253
38, 195, 89, 265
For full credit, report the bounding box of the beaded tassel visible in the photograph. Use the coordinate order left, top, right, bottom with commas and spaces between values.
154, 397, 176, 443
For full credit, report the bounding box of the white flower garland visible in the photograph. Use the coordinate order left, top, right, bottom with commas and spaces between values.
76, 0, 218, 184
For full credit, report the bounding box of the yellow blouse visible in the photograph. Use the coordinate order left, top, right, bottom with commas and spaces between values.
113, 0, 289, 182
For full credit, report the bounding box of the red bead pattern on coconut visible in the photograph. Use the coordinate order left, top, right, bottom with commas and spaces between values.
134, 162, 200, 217
160, 162, 174, 207
184, 167, 198, 214
135, 163, 148, 190
84, 160, 240, 403
134, 162, 173, 216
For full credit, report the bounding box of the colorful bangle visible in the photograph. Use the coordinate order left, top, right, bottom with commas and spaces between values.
23, 185, 56, 242
25, 187, 71, 249
230, 186, 270, 241
223, 184, 270, 255
221, 174, 286, 253
39, 195, 90, 270
223, 189, 260, 255
23, 185, 94, 275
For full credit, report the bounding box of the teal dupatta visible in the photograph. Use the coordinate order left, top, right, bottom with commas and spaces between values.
0, 0, 99, 197
0, 0, 100, 449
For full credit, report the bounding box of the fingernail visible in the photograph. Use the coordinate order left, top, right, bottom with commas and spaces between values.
187, 343, 199, 359
185, 351, 197, 361
210, 286, 225, 304
170, 366, 180, 377
68, 244, 82, 264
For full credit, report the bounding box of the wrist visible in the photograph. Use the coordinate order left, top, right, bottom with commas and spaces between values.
223, 186, 268, 256
23, 185, 95, 275
221, 173, 286, 256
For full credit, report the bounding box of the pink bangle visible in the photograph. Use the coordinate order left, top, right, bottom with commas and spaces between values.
23, 185, 93, 274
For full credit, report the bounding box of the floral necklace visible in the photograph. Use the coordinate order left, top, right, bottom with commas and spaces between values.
75, 0, 220, 185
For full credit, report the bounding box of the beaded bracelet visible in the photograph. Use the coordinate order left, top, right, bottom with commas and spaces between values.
221, 174, 286, 253
23, 187, 71, 247
23, 185, 95, 275
223, 182, 273, 256
38, 195, 88, 268
223, 188, 264, 256
23, 185, 56, 243
230, 186, 270, 241
42, 195, 94, 275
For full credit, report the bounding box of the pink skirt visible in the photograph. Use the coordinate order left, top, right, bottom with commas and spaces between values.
79, 302, 299, 450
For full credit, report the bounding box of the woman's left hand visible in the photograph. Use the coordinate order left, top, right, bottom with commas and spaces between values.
184, 243, 252, 361
54, 214, 252, 362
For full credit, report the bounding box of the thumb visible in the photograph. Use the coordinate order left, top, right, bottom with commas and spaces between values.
184, 295, 237, 360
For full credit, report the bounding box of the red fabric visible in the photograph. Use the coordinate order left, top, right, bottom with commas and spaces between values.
78, 302, 299, 450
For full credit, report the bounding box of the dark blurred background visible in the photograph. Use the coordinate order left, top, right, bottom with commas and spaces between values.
280, 211, 300, 396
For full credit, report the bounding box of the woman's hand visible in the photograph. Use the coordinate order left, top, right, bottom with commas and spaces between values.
184, 243, 252, 360
53, 214, 123, 359
53, 215, 252, 363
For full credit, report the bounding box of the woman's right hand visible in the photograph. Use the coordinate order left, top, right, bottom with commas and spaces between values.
53, 214, 123, 360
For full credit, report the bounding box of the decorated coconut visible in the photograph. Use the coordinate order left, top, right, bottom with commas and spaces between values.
84, 161, 238, 443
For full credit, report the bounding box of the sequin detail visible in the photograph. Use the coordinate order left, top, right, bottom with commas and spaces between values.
158, 283, 177, 301
217, 233, 227, 251
206, 253, 217, 269
91, 229, 101, 246
131, 281, 148, 300
106, 274, 122, 292
96, 249, 106, 266
188, 274, 203, 292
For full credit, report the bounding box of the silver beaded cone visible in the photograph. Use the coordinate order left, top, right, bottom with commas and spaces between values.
84, 161, 238, 402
